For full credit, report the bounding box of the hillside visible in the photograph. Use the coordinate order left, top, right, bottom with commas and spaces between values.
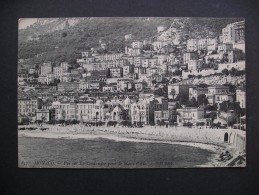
18, 17, 243, 67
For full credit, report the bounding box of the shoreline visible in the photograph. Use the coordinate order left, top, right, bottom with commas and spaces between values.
18, 125, 246, 167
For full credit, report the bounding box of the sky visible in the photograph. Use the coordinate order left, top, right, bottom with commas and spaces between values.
18, 18, 37, 29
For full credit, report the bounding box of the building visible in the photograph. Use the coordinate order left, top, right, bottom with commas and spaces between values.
218, 43, 233, 53
222, 20, 245, 44
236, 89, 246, 109
153, 41, 170, 51
135, 81, 147, 91
233, 20, 245, 43
183, 52, 198, 64
109, 68, 123, 78
206, 85, 233, 104
187, 60, 203, 71
103, 85, 116, 92
79, 80, 88, 90
18, 98, 42, 116
222, 23, 235, 43
40, 62, 52, 76
117, 78, 134, 91
57, 82, 80, 91
95, 53, 124, 61
132, 41, 143, 49
187, 39, 198, 52
154, 110, 169, 125
189, 87, 208, 100
123, 65, 134, 77
168, 84, 193, 99
53, 66, 63, 80
228, 50, 244, 63
198, 39, 207, 51
36, 109, 55, 122
61, 62, 69, 72
176, 107, 205, 125
156, 54, 168, 65
207, 38, 218, 51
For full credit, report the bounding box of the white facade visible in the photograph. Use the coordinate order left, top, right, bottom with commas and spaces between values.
236, 89, 246, 108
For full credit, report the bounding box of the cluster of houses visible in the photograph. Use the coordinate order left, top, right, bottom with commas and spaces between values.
18, 20, 246, 128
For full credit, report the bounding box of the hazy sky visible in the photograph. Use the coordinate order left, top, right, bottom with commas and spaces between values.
18, 18, 37, 29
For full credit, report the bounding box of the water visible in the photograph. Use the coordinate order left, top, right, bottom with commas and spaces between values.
18, 137, 215, 168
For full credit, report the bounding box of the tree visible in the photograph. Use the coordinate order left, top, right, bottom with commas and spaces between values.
223, 83, 236, 93
186, 97, 198, 107
174, 94, 189, 105
197, 94, 209, 106
229, 67, 238, 77
222, 69, 229, 76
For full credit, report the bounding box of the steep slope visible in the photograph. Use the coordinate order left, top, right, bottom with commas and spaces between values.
18, 17, 243, 67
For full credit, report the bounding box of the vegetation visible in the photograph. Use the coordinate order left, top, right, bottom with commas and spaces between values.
18, 17, 243, 68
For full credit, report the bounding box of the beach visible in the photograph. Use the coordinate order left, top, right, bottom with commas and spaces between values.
18, 124, 246, 168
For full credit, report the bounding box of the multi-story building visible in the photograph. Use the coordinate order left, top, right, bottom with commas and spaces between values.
61, 62, 69, 72
141, 58, 150, 68
187, 60, 203, 71
18, 98, 42, 116
189, 87, 208, 100
131, 99, 150, 125
53, 66, 63, 80
187, 39, 198, 52
153, 41, 170, 51
40, 62, 52, 76
207, 38, 218, 51
183, 52, 198, 64
222, 23, 235, 43
57, 82, 80, 92
233, 20, 245, 43
115, 59, 128, 67
79, 80, 88, 90
198, 38, 208, 51
236, 89, 246, 109
222, 20, 245, 44
218, 43, 233, 53
149, 57, 158, 67
168, 84, 193, 99
206, 85, 233, 104
135, 81, 147, 91
132, 41, 143, 49
154, 110, 169, 125
95, 53, 123, 61
123, 65, 134, 77
156, 54, 168, 65
176, 107, 205, 125
102, 85, 116, 92
117, 78, 134, 91
109, 68, 123, 78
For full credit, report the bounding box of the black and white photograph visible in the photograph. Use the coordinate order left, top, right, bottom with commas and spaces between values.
18, 17, 246, 168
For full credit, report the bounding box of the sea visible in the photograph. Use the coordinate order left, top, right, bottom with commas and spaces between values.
18, 137, 215, 168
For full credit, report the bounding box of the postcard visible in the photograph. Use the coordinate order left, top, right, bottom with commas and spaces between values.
18, 17, 246, 168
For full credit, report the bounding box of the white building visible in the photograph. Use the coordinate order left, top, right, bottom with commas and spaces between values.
176, 107, 204, 125
206, 85, 233, 104
187, 60, 203, 71
40, 62, 52, 76
61, 62, 69, 72
236, 89, 246, 109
